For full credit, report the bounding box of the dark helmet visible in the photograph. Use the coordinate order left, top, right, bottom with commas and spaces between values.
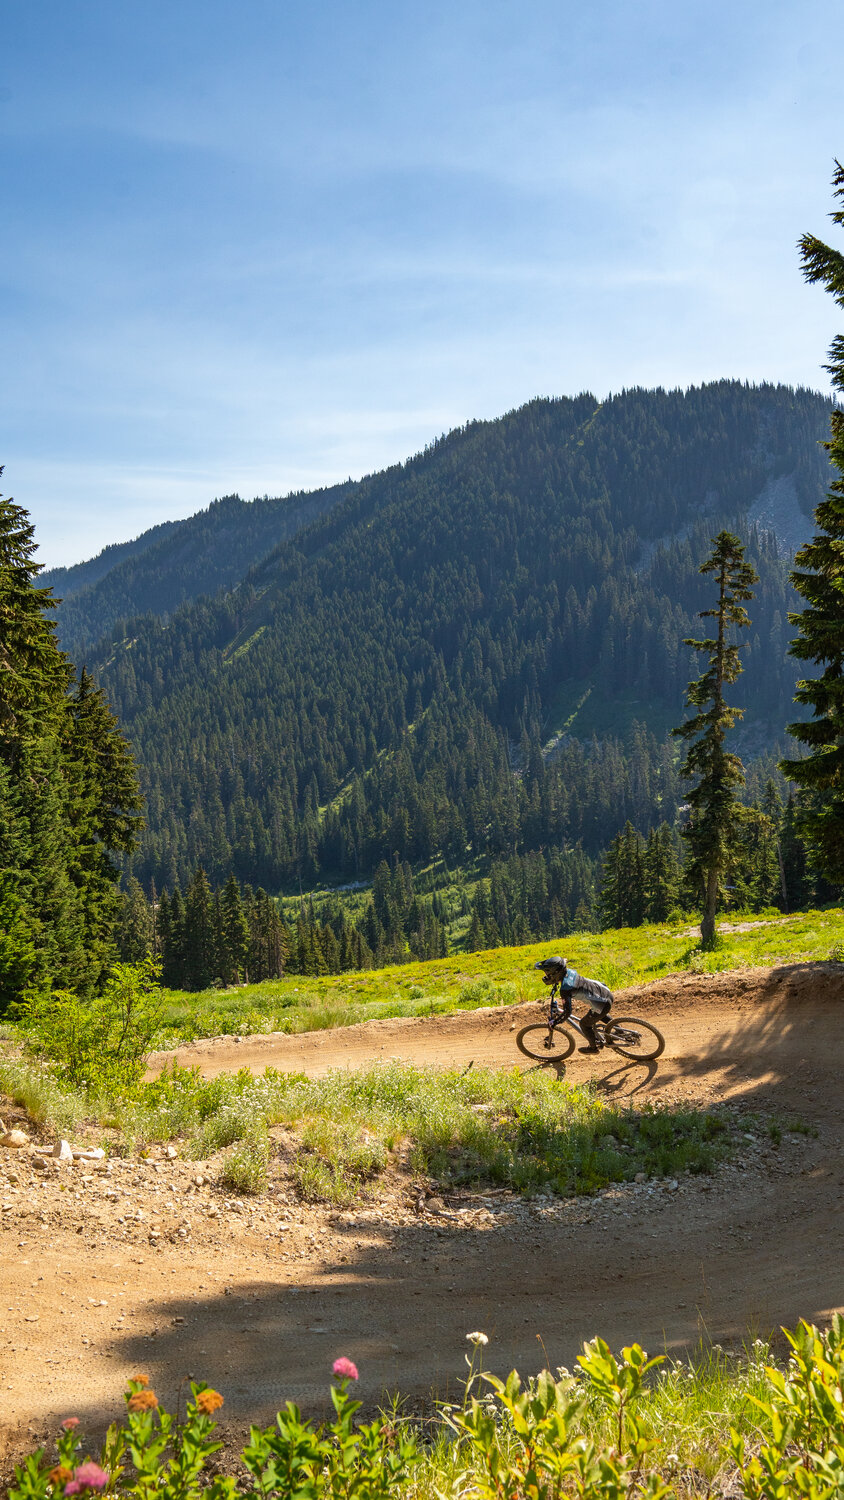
533, 956, 567, 984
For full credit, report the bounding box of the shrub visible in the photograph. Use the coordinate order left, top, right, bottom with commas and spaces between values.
14, 960, 164, 1100
8, 1364, 415, 1500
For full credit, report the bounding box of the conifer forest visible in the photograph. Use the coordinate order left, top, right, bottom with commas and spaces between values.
3, 379, 843, 994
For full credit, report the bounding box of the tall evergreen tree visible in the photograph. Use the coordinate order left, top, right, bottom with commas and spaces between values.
781, 164, 844, 883
118, 876, 155, 963
598, 822, 645, 929
221, 873, 250, 983
643, 824, 680, 922
0, 481, 142, 1006
673, 531, 757, 945
184, 867, 215, 990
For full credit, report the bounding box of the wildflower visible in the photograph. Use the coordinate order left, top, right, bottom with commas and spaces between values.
49, 1465, 73, 1485
61, 1418, 80, 1430
332, 1357, 359, 1380
466, 1331, 489, 1346
128, 1389, 159, 1412
128, 1372, 150, 1387
64, 1461, 109, 1493
196, 1388, 224, 1415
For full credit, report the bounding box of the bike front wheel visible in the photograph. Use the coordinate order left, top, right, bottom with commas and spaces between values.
604, 1016, 665, 1061
516, 1023, 575, 1063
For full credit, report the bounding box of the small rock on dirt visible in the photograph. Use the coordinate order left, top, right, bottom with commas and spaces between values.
52, 1140, 74, 1162
1, 1129, 30, 1149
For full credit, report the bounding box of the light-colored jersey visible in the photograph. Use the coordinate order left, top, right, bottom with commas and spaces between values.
559, 968, 613, 1012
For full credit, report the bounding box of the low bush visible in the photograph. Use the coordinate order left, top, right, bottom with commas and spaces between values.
10, 1320, 844, 1498
218, 1125, 270, 1195
14, 960, 164, 1100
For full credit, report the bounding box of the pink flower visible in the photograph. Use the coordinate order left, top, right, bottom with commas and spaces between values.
64, 1461, 109, 1493
61, 1418, 80, 1430
332, 1357, 359, 1381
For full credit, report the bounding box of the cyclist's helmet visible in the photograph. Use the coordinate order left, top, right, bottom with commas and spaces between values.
533, 956, 568, 985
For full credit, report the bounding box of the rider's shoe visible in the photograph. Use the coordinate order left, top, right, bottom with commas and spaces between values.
579, 1041, 600, 1053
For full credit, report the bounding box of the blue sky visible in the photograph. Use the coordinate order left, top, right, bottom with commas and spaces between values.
2, 0, 843, 567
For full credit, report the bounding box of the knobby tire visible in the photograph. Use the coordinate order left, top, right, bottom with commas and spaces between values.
604, 1016, 665, 1061
516, 1023, 576, 1063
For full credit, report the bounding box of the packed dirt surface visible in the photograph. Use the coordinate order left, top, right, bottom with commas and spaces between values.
2, 962, 843, 1481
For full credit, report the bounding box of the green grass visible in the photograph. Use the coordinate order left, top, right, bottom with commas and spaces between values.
543, 675, 681, 742
122, 1058, 733, 1203
0, 1054, 87, 1136
153, 907, 844, 1047
0, 1049, 737, 1204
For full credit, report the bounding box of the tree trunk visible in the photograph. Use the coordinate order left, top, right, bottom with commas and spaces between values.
701, 865, 719, 946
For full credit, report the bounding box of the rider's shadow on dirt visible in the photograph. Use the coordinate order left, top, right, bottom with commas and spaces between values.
519, 1055, 658, 1098
594, 1058, 658, 1097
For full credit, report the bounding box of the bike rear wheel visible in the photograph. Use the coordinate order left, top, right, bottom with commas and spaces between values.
516, 1023, 575, 1062
604, 1016, 664, 1061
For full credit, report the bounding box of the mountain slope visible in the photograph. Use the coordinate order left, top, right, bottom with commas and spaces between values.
42, 518, 180, 599
79, 381, 832, 892
44, 483, 354, 660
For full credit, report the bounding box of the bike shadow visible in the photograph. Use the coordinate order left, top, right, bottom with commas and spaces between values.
594, 1058, 658, 1097
518, 1056, 658, 1097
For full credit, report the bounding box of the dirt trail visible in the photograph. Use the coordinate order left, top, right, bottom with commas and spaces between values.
2, 963, 844, 1478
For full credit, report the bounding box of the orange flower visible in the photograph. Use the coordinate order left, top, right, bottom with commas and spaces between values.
196, 1389, 224, 1415
49, 1465, 73, 1485
128, 1372, 150, 1387
128, 1389, 159, 1412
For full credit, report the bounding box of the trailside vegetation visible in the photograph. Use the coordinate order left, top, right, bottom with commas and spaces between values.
782, 162, 844, 882
8, 1320, 844, 1499
673, 532, 758, 945
0, 482, 143, 1011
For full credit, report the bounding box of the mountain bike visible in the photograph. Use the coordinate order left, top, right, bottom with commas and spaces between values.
516, 997, 664, 1063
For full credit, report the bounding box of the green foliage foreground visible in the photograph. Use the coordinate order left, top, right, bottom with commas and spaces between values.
10, 1319, 844, 1499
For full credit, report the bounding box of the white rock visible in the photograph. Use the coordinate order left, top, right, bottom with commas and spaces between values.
52, 1140, 74, 1162
73, 1147, 106, 1161
165, 1146, 178, 1160
1, 1129, 29, 1149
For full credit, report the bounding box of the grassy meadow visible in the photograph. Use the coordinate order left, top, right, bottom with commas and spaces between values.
154, 906, 844, 1046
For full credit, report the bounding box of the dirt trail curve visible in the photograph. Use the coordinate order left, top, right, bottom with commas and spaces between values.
2, 963, 843, 1476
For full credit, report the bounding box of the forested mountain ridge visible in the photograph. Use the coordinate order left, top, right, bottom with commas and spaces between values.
77, 381, 832, 895
43, 481, 355, 659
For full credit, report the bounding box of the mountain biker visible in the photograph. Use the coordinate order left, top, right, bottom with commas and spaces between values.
532, 957, 613, 1052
